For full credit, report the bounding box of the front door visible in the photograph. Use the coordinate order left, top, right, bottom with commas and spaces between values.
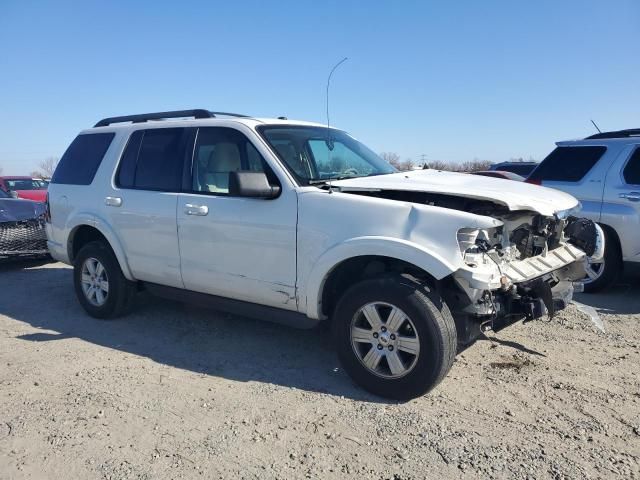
177, 126, 298, 310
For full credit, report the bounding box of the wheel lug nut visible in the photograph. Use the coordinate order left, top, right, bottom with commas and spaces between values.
373, 332, 379, 338
377, 344, 383, 350
388, 345, 394, 351
390, 334, 396, 340
381, 326, 387, 332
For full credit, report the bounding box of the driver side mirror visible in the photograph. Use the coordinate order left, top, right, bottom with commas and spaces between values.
229, 171, 280, 199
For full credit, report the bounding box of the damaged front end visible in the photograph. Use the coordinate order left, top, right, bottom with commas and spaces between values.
332, 175, 603, 346
0, 199, 49, 260
448, 211, 604, 346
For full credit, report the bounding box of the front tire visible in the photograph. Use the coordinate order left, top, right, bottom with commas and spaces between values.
73, 241, 136, 319
333, 275, 457, 401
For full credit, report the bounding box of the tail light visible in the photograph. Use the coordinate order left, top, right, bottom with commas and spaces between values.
525, 178, 541, 185
45, 191, 51, 223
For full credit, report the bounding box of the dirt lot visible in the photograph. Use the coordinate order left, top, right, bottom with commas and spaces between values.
1, 261, 639, 479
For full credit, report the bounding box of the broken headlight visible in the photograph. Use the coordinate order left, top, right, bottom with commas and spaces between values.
457, 227, 503, 258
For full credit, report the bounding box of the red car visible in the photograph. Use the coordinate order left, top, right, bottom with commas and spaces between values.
0, 176, 48, 202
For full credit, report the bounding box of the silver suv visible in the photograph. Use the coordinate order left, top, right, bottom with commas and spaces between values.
527, 129, 640, 291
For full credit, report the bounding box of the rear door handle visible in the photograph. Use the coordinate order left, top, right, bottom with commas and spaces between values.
619, 192, 640, 202
105, 196, 122, 207
184, 204, 209, 216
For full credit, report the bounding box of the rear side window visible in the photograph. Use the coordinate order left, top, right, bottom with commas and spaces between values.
624, 149, 640, 185
529, 146, 606, 182
116, 128, 190, 191
51, 133, 115, 185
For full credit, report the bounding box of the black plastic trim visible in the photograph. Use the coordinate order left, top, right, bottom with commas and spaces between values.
143, 283, 319, 329
95, 109, 214, 127
94, 110, 253, 127
586, 128, 640, 139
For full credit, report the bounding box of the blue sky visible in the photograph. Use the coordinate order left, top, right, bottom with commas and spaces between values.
1, 0, 638, 175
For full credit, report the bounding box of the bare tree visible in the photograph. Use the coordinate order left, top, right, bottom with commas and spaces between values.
398, 159, 415, 171
421, 159, 492, 172
29, 170, 42, 178
425, 160, 449, 171
458, 159, 492, 172
35, 157, 59, 178
379, 152, 401, 169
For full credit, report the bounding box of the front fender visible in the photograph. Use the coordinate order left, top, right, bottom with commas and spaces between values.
67, 213, 135, 281
303, 236, 458, 320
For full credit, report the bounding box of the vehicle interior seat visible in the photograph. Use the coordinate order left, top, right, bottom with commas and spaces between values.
204, 142, 242, 192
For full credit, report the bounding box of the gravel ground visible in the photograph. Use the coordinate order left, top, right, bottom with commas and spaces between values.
1, 261, 639, 479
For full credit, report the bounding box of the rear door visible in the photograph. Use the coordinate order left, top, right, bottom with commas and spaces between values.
104, 127, 194, 287
176, 126, 298, 310
602, 146, 640, 262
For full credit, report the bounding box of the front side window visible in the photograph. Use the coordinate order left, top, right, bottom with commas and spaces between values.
528, 146, 606, 182
192, 127, 270, 194
117, 128, 190, 191
623, 149, 640, 185
258, 126, 396, 185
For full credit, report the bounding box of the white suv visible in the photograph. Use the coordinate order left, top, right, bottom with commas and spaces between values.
46, 110, 602, 400
527, 129, 640, 292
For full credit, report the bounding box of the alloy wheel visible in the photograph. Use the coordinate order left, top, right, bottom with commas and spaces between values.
81, 257, 109, 307
350, 302, 420, 379
582, 256, 605, 284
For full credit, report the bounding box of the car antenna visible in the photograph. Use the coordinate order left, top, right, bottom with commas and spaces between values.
590, 119, 602, 134
325, 57, 348, 194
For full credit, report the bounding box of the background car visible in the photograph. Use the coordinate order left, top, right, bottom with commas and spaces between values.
0, 176, 48, 202
0, 188, 49, 260
526, 128, 640, 292
471, 170, 525, 181
489, 161, 538, 177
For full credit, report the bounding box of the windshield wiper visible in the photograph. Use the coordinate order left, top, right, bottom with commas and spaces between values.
307, 176, 354, 185
308, 172, 385, 185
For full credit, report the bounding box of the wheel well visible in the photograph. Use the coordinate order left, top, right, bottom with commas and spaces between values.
320, 255, 435, 319
599, 222, 623, 258
69, 225, 109, 262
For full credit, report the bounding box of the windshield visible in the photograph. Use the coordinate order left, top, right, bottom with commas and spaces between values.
258, 126, 396, 185
6, 179, 47, 190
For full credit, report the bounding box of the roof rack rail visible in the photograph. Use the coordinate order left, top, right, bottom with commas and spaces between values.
94, 109, 213, 127
585, 128, 640, 140
210, 111, 251, 118
93, 109, 252, 127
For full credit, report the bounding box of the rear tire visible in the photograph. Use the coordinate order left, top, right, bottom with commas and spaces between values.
73, 241, 136, 319
332, 275, 456, 401
581, 227, 622, 293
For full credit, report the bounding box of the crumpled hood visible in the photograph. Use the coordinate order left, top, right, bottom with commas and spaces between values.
0, 198, 46, 222
331, 170, 579, 216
